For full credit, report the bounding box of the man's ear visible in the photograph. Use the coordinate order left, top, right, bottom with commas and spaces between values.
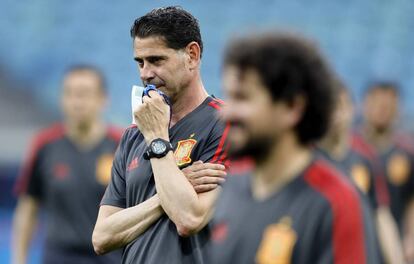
288, 94, 307, 126
185, 41, 201, 70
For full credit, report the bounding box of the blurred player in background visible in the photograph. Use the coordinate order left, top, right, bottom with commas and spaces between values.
317, 81, 405, 263
356, 82, 414, 262
92, 6, 228, 264
209, 32, 381, 263
12, 65, 123, 264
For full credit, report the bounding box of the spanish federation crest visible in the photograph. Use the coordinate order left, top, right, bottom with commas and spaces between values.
174, 138, 197, 166
256, 216, 297, 264
387, 153, 411, 186
351, 163, 370, 193
96, 154, 114, 185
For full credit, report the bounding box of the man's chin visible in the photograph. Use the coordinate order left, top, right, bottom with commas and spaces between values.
228, 139, 272, 163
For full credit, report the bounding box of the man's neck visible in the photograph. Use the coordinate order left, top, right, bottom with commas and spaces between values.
65, 120, 105, 150
363, 124, 393, 152
252, 133, 312, 201
319, 130, 350, 161
170, 77, 208, 127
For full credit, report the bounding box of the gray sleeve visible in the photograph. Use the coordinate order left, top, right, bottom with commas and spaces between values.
14, 138, 45, 200
100, 131, 128, 208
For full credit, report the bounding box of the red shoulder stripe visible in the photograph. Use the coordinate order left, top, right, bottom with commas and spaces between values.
14, 123, 65, 196
211, 123, 231, 164
304, 160, 367, 264
208, 101, 221, 110
351, 133, 377, 161
228, 157, 254, 174
213, 98, 225, 105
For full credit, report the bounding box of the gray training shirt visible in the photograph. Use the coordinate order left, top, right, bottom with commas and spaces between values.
101, 96, 229, 264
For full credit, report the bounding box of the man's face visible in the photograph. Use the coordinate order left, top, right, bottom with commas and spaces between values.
364, 88, 399, 131
133, 36, 192, 104
220, 66, 302, 160
61, 71, 106, 125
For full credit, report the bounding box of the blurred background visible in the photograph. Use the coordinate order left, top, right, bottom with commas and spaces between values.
1, 0, 414, 263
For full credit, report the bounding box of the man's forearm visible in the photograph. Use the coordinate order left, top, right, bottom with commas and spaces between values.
93, 195, 163, 255
151, 152, 216, 235
12, 196, 39, 264
376, 206, 405, 264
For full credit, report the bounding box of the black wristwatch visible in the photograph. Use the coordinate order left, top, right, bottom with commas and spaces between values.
143, 138, 173, 160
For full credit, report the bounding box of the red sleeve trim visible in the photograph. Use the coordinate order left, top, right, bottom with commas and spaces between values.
304, 160, 367, 264
13, 123, 65, 196
211, 123, 231, 165
227, 157, 255, 174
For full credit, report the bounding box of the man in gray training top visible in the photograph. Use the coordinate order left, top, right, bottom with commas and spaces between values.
92, 6, 228, 264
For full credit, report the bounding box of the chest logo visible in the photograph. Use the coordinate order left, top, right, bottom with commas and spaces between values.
387, 153, 410, 186
96, 154, 114, 185
351, 163, 370, 193
127, 157, 139, 172
174, 138, 197, 166
256, 216, 297, 264
211, 221, 228, 243
53, 163, 69, 180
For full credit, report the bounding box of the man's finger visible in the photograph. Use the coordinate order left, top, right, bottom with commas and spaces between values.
148, 89, 162, 99
193, 176, 225, 185
194, 184, 218, 193
198, 163, 226, 171
193, 168, 227, 178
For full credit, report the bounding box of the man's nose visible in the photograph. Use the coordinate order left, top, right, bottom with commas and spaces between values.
140, 64, 155, 83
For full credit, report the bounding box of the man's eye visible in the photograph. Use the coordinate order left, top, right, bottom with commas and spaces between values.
149, 58, 162, 64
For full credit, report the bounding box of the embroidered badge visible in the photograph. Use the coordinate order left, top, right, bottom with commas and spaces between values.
96, 154, 114, 185
387, 153, 410, 186
174, 138, 197, 166
256, 216, 297, 264
351, 163, 370, 193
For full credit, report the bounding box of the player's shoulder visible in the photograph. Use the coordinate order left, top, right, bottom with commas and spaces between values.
32, 123, 66, 150
350, 130, 377, 161
303, 158, 360, 206
393, 130, 414, 156
121, 124, 139, 138
206, 96, 225, 111
116, 124, 142, 150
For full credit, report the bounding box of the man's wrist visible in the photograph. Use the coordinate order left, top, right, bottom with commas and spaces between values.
145, 133, 169, 145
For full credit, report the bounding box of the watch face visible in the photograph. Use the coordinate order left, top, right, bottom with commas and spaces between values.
151, 140, 167, 155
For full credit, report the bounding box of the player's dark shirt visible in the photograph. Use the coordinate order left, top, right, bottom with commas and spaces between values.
14, 123, 122, 262
101, 97, 229, 264
209, 156, 381, 264
353, 132, 414, 228
377, 145, 414, 228
316, 147, 378, 209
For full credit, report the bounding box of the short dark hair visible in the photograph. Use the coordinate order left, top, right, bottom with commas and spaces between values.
64, 64, 107, 93
130, 6, 203, 57
224, 32, 336, 145
365, 81, 400, 97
